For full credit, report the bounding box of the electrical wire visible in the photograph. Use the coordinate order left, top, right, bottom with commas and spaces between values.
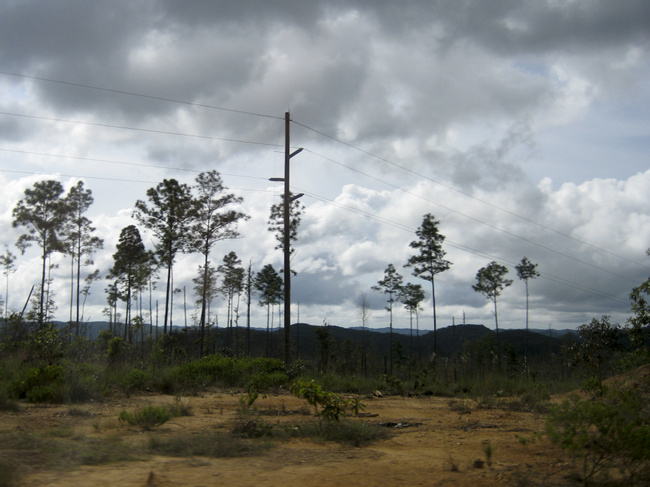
0, 71, 283, 120
0, 111, 281, 148
299, 148, 640, 285
0, 72, 643, 309
292, 119, 648, 271
297, 188, 630, 306
0, 151, 631, 307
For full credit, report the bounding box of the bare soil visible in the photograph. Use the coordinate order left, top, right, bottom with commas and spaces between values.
2, 390, 576, 486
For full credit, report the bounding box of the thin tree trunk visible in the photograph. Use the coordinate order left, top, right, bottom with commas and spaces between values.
494, 298, 501, 370
164, 263, 172, 334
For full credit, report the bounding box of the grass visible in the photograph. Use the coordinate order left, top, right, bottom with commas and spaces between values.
149, 431, 270, 457
0, 429, 138, 486
118, 397, 193, 431
289, 419, 392, 447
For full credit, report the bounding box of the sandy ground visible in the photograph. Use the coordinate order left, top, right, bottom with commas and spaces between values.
2, 390, 575, 487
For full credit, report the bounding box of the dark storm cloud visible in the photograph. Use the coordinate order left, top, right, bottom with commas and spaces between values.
0, 1, 648, 329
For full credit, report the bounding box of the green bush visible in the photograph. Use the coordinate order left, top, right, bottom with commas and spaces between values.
62, 363, 102, 403
290, 419, 391, 447
166, 396, 193, 418
248, 371, 288, 391
123, 368, 151, 393
106, 337, 128, 363
0, 389, 19, 412
231, 418, 275, 438
12, 365, 65, 403
546, 390, 650, 485
172, 354, 286, 391
290, 379, 365, 422
118, 399, 192, 431
119, 406, 172, 431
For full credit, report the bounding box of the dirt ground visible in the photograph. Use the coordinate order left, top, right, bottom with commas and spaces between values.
2, 390, 576, 487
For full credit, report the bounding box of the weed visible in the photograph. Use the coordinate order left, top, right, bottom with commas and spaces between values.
290, 379, 365, 422
516, 433, 540, 445
291, 419, 391, 447
67, 406, 93, 418
231, 418, 275, 439
149, 432, 268, 458
448, 398, 472, 415
166, 396, 193, 417
0, 458, 18, 487
483, 441, 493, 467
119, 405, 172, 431
0, 389, 19, 412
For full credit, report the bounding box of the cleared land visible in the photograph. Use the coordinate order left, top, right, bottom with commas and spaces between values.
1, 389, 578, 487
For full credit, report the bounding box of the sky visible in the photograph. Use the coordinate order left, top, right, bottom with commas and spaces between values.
0, 0, 648, 333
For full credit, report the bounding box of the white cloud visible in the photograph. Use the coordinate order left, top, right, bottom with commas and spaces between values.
0, 1, 648, 332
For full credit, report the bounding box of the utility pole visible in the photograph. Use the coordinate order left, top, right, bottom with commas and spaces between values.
283, 111, 291, 364
281, 112, 302, 364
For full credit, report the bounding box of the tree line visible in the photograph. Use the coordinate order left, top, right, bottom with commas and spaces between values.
4, 174, 647, 373
371, 213, 540, 374
3, 172, 301, 357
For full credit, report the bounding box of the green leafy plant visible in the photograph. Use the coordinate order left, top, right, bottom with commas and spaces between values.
119, 406, 172, 431
12, 365, 65, 403
546, 390, 650, 485
290, 379, 364, 422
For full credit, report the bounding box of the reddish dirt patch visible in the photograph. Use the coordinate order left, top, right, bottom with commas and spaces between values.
3, 391, 574, 486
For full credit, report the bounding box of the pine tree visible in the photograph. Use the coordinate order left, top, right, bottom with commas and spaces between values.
188, 171, 247, 355
134, 179, 194, 334
372, 263, 403, 375
12, 180, 70, 325
473, 261, 512, 368
405, 213, 451, 357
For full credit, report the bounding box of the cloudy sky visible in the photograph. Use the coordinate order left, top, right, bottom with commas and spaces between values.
0, 1, 648, 333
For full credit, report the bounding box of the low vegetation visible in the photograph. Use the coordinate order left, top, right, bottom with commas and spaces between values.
0, 262, 649, 486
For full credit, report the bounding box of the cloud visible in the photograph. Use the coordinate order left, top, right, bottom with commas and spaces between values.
0, 1, 648, 332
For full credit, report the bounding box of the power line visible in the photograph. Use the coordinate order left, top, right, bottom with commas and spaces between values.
0, 148, 272, 182
300, 148, 640, 285
297, 188, 629, 306
0, 111, 282, 148
293, 119, 648, 271
2, 70, 641, 272
0, 154, 630, 307
0, 71, 282, 121
2, 142, 639, 289
1, 110, 639, 284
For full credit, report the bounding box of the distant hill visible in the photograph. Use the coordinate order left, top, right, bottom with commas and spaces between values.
53, 320, 573, 364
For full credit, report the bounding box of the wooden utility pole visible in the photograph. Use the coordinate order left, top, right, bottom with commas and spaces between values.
283, 112, 291, 363
281, 112, 302, 363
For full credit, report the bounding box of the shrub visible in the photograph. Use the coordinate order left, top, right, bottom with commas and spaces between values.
62, 363, 102, 403
166, 396, 192, 418
546, 389, 650, 485
119, 406, 172, 431
290, 419, 391, 447
290, 379, 365, 422
231, 418, 275, 439
248, 370, 288, 391
106, 337, 128, 363
0, 389, 19, 412
172, 354, 287, 391
12, 365, 65, 403
123, 368, 151, 394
